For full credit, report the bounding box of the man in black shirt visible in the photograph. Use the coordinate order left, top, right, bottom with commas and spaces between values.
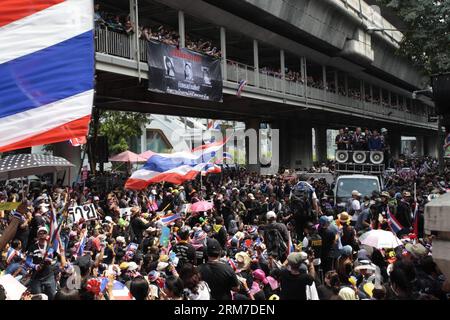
335, 128, 350, 150
279, 252, 315, 300
129, 207, 151, 244
318, 216, 337, 274
27, 227, 59, 299
172, 226, 196, 271
198, 238, 240, 300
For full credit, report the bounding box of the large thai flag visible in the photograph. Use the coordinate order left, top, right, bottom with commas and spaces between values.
125, 140, 227, 190
0, 0, 94, 152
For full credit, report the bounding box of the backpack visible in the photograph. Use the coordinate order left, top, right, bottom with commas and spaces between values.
290, 182, 312, 217
265, 227, 287, 259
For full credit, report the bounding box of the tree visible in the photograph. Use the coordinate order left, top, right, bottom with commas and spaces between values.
378, 0, 450, 74
98, 110, 149, 155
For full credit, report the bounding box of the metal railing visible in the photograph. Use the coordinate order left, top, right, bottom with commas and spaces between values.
94, 28, 426, 124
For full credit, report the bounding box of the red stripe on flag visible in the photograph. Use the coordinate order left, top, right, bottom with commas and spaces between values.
0, 115, 91, 152
0, 0, 65, 28
125, 169, 201, 190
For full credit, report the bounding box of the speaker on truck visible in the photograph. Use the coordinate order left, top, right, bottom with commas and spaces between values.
370, 151, 384, 164
352, 151, 367, 164
336, 150, 349, 163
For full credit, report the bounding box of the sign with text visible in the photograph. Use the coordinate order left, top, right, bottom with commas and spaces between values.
147, 40, 222, 102
68, 204, 98, 223
0, 202, 21, 211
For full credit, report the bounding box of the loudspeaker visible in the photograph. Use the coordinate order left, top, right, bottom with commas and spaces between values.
369, 151, 384, 164
88, 136, 109, 163
432, 73, 450, 115
336, 150, 349, 163
352, 151, 367, 164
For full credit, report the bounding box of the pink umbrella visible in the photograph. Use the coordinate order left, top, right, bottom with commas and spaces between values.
139, 150, 156, 161
190, 200, 214, 212
109, 151, 147, 163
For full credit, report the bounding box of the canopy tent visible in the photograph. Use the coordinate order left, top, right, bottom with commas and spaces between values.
109, 151, 147, 163
0, 154, 74, 181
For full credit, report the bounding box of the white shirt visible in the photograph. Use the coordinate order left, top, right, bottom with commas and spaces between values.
185, 281, 211, 300
351, 199, 361, 221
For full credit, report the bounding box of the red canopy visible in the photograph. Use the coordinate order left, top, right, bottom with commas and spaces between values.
109, 151, 146, 162
139, 150, 156, 161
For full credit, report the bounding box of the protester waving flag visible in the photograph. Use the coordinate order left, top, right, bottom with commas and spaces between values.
386, 206, 404, 234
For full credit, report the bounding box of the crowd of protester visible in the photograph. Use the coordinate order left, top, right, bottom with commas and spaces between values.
0, 154, 448, 301
335, 126, 388, 152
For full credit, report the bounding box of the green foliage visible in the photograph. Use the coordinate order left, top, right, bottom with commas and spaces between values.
98, 111, 149, 155
378, 0, 450, 74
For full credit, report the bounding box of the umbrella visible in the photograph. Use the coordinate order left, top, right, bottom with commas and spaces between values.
190, 200, 214, 212
0, 154, 74, 181
109, 151, 146, 163
139, 150, 155, 161
359, 229, 402, 249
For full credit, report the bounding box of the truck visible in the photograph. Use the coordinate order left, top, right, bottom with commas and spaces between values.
334, 174, 382, 210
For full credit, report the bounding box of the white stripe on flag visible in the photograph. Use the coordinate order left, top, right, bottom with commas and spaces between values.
0, 0, 94, 64
0, 90, 93, 146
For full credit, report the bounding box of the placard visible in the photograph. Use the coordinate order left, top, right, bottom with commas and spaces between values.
68, 203, 98, 223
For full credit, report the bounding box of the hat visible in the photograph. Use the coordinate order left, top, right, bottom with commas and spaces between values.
380, 128, 387, 133
341, 245, 353, 257
351, 190, 361, 197
127, 262, 138, 271
253, 269, 268, 285
148, 270, 160, 282
116, 236, 125, 243
380, 192, 390, 198
206, 238, 222, 257
287, 252, 307, 266
403, 191, 411, 197
339, 287, 358, 300
247, 193, 255, 200
266, 211, 277, 221
105, 216, 113, 223
157, 261, 169, 271
405, 243, 427, 258
357, 249, 371, 262
235, 252, 251, 270
319, 215, 330, 226
338, 212, 351, 224
93, 196, 100, 201
151, 189, 157, 195
37, 226, 48, 234
268, 294, 280, 300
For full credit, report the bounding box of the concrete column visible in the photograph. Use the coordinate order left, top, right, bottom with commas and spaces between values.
245, 119, 260, 173
129, 0, 137, 59
285, 119, 313, 170
53, 141, 81, 186
178, 11, 185, 48
389, 131, 401, 160
360, 80, 364, 101
220, 27, 226, 79
315, 126, 328, 163
424, 135, 438, 158
280, 49, 285, 92
415, 136, 424, 156
253, 40, 259, 87
140, 124, 147, 153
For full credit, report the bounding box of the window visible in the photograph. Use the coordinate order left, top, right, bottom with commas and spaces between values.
146, 129, 172, 153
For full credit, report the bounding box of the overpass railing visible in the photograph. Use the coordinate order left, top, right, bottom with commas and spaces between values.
95, 28, 426, 125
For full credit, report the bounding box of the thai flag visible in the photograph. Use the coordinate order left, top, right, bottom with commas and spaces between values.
111, 280, 133, 300
236, 79, 247, 97
75, 229, 88, 258
160, 213, 181, 225
69, 136, 87, 147
125, 139, 227, 190
386, 206, 404, 234
201, 163, 221, 176
0, 0, 94, 152
207, 120, 221, 130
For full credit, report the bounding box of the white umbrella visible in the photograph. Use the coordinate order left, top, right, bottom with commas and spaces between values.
359, 229, 402, 249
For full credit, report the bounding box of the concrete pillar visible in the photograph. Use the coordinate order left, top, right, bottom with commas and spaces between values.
129, 0, 137, 58
245, 119, 260, 173
424, 135, 438, 158
140, 124, 147, 153
253, 40, 259, 87
280, 49, 285, 93
220, 27, 226, 79
389, 131, 401, 160
315, 126, 328, 163
178, 11, 185, 48
53, 141, 81, 186
415, 136, 424, 156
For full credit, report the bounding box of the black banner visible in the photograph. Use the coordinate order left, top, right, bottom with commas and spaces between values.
147, 41, 223, 102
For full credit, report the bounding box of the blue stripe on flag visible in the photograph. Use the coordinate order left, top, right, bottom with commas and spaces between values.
143, 154, 198, 172
0, 30, 94, 119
